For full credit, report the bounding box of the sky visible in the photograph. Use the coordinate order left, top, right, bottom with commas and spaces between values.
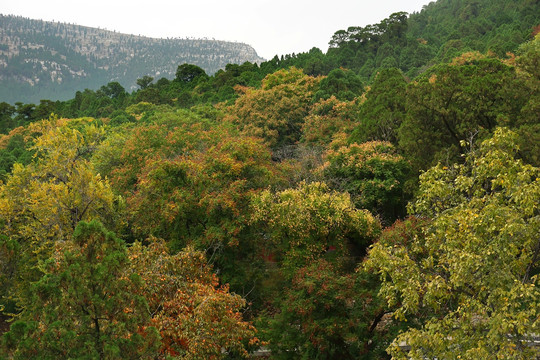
3, 0, 432, 60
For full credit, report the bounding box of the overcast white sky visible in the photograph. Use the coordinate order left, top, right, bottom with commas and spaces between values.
3, 0, 432, 60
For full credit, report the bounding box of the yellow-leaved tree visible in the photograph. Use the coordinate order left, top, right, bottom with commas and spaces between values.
0, 118, 119, 308
367, 128, 540, 359
224, 67, 320, 149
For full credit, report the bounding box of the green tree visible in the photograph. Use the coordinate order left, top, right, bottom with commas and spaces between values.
0, 133, 33, 182
2, 220, 160, 359
367, 128, 540, 359
266, 259, 383, 359
100, 82, 127, 101
321, 139, 411, 223
313, 68, 364, 101
349, 68, 407, 144
136, 75, 154, 90
399, 54, 523, 171
0, 102, 16, 134
175, 63, 208, 84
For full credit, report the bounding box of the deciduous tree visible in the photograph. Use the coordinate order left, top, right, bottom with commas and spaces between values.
367, 128, 540, 359
321, 138, 411, 223
0, 118, 118, 309
251, 181, 380, 271
225, 67, 319, 149
127, 239, 259, 359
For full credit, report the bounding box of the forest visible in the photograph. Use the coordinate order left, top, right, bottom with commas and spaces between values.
0, 0, 539, 358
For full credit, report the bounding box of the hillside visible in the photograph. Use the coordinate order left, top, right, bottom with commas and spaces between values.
0, 15, 265, 103
0, 0, 539, 358
274, 0, 540, 79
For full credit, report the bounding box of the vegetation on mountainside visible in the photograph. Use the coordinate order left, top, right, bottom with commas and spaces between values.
1, 0, 539, 358
0, 15, 265, 104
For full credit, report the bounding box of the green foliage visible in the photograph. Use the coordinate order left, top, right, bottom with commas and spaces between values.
175, 63, 209, 84
0, 134, 34, 182
265, 260, 373, 359
2, 220, 160, 359
399, 55, 523, 171
0, 102, 17, 134
367, 128, 540, 359
515, 34, 540, 166
321, 139, 411, 223
314, 68, 364, 102
136, 75, 154, 89
407, 0, 540, 61
349, 68, 407, 144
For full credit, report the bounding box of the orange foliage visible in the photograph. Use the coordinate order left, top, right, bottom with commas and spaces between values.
128, 240, 259, 358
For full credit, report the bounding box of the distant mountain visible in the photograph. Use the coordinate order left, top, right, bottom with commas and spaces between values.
0, 15, 265, 104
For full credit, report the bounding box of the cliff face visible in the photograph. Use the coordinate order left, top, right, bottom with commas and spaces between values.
0, 15, 265, 103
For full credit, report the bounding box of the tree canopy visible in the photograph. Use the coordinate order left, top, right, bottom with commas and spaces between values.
1, 4, 540, 359
367, 128, 540, 359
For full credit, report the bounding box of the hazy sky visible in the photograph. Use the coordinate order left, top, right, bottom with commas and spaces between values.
3, 0, 432, 60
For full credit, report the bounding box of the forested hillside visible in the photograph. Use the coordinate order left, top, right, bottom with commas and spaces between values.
0, 15, 264, 103
0, 0, 539, 358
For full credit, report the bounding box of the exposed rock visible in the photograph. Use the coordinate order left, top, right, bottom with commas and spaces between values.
0, 14, 265, 103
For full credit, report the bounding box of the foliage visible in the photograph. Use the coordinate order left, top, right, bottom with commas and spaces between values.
366, 128, 540, 359
515, 34, 540, 166
0, 133, 34, 182
136, 75, 154, 89
225, 67, 320, 149
265, 260, 367, 359
104, 107, 216, 194
301, 96, 359, 146
321, 139, 411, 223
349, 68, 407, 144
127, 239, 259, 359
399, 55, 524, 171
313, 68, 364, 102
175, 64, 209, 84
2, 220, 160, 359
117, 119, 282, 306
126, 132, 279, 251
251, 181, 380, 272
0, 118, 118, 308
1, 3, 540, 357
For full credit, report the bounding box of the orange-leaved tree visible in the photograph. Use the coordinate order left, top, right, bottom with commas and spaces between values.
127, 239, 260, 359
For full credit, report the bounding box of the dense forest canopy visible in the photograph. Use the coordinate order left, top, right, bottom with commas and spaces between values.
1, 0, 539, 358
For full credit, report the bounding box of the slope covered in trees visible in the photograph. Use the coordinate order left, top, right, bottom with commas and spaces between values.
0, 15, 265, 104
0, 0, 539, 358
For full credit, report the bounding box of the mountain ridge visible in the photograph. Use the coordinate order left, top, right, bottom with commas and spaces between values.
0, 14, 265, 103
